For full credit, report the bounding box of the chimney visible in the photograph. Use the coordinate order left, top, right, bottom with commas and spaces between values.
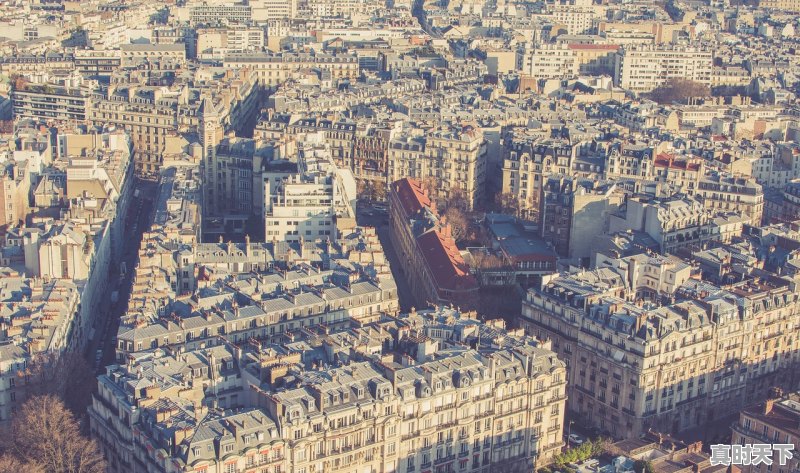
764, 398, 776, 415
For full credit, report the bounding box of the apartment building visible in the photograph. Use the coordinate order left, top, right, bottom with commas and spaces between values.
614, 45, 713, 93
11, 82, 91, 121
389, 178, 479, 310
501, 131, 594, 221
519, 43, 579, 81
251, 0, 297, 20
92, 308, 567, 473
521, 257, 800, 438
0, 157, 33, 231
604, 141, 656, 181
548, 6, 604, 35
388, 125, 487, 210
223, 52, 360, 88
196, 26, 265, 60
185, 3, 253, 25
758, 0, 800, 12
205, 136, 269, 220
263, 141, 357, 242
540, 176, 623, 261
426, 126, 487, 210
91, 67, 261, 174
652, 154, 705, 194
696, 173, 764, 226
351, 124, 394, 194
731, 390, 800, 473
609, 196, 719, 254
519, 45, 614, 83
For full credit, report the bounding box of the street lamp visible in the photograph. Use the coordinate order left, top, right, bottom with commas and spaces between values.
567, 420, 574, 449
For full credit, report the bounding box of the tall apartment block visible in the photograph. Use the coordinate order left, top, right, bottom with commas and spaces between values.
91, 308, 567, 473
614, 45, 713, 93
521, 254, 800, 438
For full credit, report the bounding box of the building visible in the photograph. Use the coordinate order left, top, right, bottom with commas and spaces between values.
501, 131, 599, 221
90, 67, 261, 175
11, 82, 91, 121
521, 256, 800, 438
204, 136, 269, 224
187, 3, 253, 25
519, 43, 579, 81
696, 173, 764, 226
92, 307, 568, 473
609, 196, 720, 254
389, 178, 479, 310
614, 45, 713, 93
731, 390, 800, 473
263, 140, 357, 243
388, 124, 488, 211
223, 52, 360, 89
758, 0, 800, 12
540, 176, 622, 261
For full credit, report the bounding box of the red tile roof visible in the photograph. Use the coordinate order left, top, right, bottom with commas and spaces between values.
654, 153, 702, 171
416, 229, 478, 293
392, 178, 431, 218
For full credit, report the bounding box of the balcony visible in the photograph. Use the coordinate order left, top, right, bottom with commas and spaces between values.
435, 454, 456, 465
435, 403, 456, 413
402, 431, 420, 442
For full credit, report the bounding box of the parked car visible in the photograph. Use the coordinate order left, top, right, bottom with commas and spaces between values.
568, 434, 584, 445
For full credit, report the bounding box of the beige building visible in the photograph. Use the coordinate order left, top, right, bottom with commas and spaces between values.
223, 52, 360, 89
93, 308, 568, 473
501, 130, 599, 221
388, 124, 487, 210
614, 45, 713, 93
731, 390, 800, 473
696, 173, 764, 226
521, 257, 800, 438
758, 0, 800, 12
519, 43, 579, 80
90, 68, 260, 175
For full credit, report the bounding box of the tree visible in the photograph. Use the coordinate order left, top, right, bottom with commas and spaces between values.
647, 78, 710, 104
444, 206, 468, 243
2, 396, 105, 473
634, 460, 655, 473
422, 176, 439, 201
495, 192, 520, 216
24, 351, 95, 416
0, 455, 45, 473
551, 438, 613, 468
447, 186, 469, 211
10, 74, 28, 91
372, 181, 387, 202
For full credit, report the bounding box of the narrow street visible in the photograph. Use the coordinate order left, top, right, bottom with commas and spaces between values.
356, 203, 415, 312
412, 0, 442, 38
87, 179, 158, 373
